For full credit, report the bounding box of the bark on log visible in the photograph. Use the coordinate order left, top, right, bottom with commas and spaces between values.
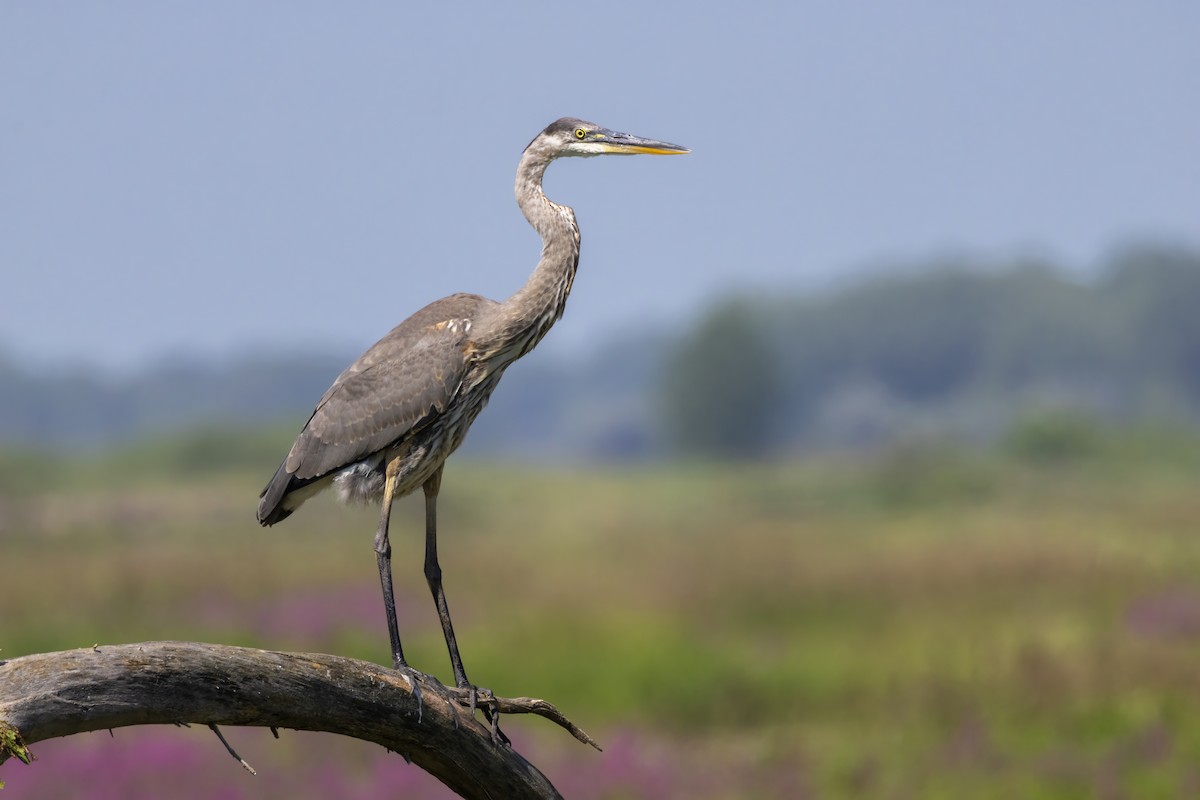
0, 641, 596, 799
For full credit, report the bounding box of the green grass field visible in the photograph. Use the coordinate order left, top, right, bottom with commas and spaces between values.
2, 429, 1200, 797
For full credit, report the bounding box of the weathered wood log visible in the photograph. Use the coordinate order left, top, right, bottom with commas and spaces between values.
0, 642, 597, 799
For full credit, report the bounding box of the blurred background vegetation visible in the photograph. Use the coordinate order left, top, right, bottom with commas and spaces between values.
4, 246, 1200, 798
4, 244, 1199, 459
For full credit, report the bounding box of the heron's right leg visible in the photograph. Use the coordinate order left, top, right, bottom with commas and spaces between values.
373, 460, 408, 670
422, 465, 507, 743
421, 465, 472, 689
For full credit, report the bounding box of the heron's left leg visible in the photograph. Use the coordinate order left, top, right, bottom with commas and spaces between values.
422, 464, 472, 688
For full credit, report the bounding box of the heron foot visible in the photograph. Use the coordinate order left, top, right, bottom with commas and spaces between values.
392, 664, 425, 723
445, 683, 510, 746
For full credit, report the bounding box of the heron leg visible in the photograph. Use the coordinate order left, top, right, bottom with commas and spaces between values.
422, 466, 505, 742
422, 465, 472, 688
374, 461, 408, 670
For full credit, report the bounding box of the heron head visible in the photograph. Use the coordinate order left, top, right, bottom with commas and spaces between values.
529, 118, 690, 159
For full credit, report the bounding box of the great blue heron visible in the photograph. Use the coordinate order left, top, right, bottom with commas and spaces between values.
257, 118, 688, 710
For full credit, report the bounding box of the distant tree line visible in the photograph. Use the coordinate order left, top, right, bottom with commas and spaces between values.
2, 243, 1198, 461
660, 243, 1200, 456
0, 353, 351, 450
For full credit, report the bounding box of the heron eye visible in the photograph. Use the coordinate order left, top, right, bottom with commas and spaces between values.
574, 128, 586, 139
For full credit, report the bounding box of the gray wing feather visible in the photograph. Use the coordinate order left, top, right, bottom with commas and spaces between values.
279, 293, 492, 483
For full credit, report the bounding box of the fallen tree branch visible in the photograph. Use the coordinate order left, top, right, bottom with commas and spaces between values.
0, 641, 596, 799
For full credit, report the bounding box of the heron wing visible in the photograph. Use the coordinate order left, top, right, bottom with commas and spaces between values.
283, 293, 489, 482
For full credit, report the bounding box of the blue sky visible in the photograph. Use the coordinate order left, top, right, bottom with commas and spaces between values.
4, 2, 1198, 371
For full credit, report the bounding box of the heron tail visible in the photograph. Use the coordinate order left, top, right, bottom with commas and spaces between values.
257, 461, 295, 526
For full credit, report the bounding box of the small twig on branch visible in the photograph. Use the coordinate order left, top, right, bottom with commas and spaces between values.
0, 642, 596, 799
491, 697, 602, 751
208, 723, 257, 775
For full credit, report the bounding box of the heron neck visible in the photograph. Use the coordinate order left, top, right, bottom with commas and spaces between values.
491, 151, 580, 357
